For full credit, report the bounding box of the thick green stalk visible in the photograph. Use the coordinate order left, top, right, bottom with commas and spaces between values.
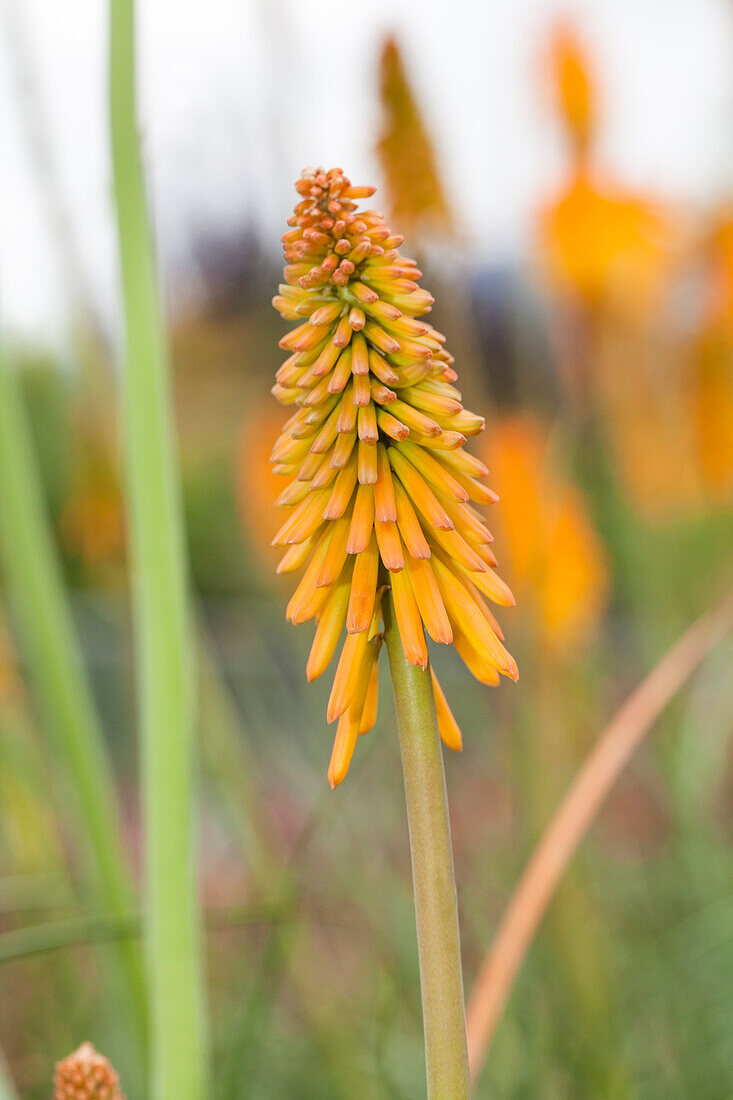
109, 2, 208, 1096
0, 345, 146, 1045
383, 596, 471, 1099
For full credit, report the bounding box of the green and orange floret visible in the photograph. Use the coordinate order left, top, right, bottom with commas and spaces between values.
271, 167, 517, 788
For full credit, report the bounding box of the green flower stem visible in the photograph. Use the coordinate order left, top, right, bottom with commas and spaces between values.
383, 595, 471, 1099
0, 344, 146, 1046
109, 2, 208, 1096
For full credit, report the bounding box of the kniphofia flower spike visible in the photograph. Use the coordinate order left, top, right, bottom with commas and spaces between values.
272, 168, 517, 787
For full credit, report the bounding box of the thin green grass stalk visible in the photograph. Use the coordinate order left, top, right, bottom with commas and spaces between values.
0, 901, 296, 966
383, 596, 471, 1100
0, 341, 146, 1044
109, 1, 208, 1095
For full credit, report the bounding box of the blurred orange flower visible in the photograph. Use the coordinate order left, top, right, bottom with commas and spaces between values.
594, 211, 733, 523
547, 21, 596, 160
602, 393, 703, 522
376, 36, 453, 241
60, 484, 124, 568
481, 414, 608, 652
702, 213, 733, 325
236, 405, 289, 571
691, 334, 733, 498
59, 422, 125, 571
689, 213, 733, 499
539, 168, 674, 316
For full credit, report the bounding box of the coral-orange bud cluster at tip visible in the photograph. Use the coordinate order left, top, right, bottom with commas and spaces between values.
271, 168, 516, 787
54, 1042, 125, 1100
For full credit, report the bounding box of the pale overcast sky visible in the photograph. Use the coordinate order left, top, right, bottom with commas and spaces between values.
1, 0, 732, 342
